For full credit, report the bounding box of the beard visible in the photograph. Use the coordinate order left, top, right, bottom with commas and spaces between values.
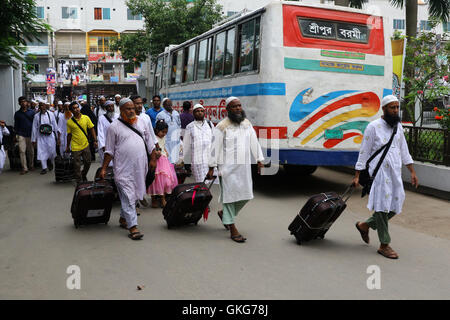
106, 111, 115, 119
228, 109, 246, 124
384, 113, 400, 127
121, 111, 138, 125
64, 111, 73, 119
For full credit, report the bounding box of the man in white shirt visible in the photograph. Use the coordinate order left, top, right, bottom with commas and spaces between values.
156, 98, 181, 164
352, 95, 419, 259
206, 97, 264, 243
97, 101, 118, 165
0, 120, 10, 174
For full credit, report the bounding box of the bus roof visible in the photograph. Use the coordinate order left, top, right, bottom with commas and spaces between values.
158, 0, 382, 57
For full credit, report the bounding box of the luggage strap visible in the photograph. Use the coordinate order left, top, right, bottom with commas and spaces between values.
75, 183, 113, 197
295, 215, 325, 232
310, 193, 339, 213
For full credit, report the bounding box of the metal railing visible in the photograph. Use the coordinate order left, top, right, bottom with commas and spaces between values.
403, 126, 450, 166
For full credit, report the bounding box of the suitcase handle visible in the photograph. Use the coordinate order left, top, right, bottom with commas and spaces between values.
341, 185, 355, 203
203, 175, 217, 190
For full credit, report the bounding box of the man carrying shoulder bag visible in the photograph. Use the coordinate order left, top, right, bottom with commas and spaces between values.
352, 95, 419, 260
66, 102, 98, 183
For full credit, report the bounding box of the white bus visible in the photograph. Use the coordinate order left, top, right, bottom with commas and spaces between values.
151, 1, 393, 172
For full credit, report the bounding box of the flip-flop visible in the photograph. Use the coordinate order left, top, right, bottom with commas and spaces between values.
217, 211, 229, 230
355, 222, 370, 244
377, 249, 399, 259
231, 235, 246, 243
128, 232, 144, 240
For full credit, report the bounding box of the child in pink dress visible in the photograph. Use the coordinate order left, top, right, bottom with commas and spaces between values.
147, 120, 178, 207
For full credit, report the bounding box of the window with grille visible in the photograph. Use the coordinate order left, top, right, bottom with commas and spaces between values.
393, 19, 405, 30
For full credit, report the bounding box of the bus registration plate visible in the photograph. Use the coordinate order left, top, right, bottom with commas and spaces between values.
324, 129, 343, 140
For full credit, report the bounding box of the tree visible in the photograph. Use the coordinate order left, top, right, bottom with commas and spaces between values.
110, 0, 223, 64
0, 0, 51, 67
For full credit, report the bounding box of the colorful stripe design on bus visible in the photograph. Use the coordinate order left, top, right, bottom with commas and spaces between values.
289, 89, 381, 148
167, 83, 286, 100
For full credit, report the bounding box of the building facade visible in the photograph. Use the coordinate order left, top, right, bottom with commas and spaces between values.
25, 0, 144, 102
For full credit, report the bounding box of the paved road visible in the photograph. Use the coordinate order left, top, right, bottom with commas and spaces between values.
0, 162, 449, 299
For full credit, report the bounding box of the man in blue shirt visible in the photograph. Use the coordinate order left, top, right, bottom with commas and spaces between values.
146, 95, 163, 128
14, 97, 36, 174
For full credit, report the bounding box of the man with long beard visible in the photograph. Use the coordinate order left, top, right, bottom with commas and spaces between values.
66, 102, 98, 183
99, 98, 157, 240
97, 101, 118, 165
206, 97, 264, 243
32, 100, 59, 175
353, 95, 419, 259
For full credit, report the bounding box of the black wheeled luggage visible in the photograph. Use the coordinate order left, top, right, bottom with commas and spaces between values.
7, 145, 21, 171
162, 177, 215, 229
288, 186, 353, 244
55, 153, 74, 182
70, 180, 115, 228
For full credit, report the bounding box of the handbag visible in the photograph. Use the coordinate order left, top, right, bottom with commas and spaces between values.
39, 112, 53, 136
117, 118, 156, 188
360, 125, 397, 197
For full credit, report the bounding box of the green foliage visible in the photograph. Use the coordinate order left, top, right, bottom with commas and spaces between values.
111, 0, 223, 63
0, 0, 51, 68
391, 29, 406, 40
403, 25, 450, 126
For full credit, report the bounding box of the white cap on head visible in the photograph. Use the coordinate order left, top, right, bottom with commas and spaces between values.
381, 95, 399, 107
57, 101, 63, 105
225, 96, 239, 106
119, 98, 132, 107
104, 100, 114, 107
193, 104, 204, 111
115, 94, 121, 98
64, 102, 70, 105
162, 97, 169, 105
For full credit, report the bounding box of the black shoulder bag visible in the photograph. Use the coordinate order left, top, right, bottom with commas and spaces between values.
117, 118, 155, 188
104, 114, 113, 124
359, 125, 398, 198
39, 112, 53, 136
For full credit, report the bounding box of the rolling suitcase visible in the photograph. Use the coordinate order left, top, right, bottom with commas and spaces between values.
95, 166, 119, 200
7, 145, 21, 171
55, 153, 74, 182
288, 186, 354, 244
70, 180, 115, 228
162, 177, 216, 229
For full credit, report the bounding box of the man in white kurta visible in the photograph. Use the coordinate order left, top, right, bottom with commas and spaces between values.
55, 102, 69, 156
353, 95, 418, 259
99, 98, 156, 241
207, 97, 264, 243
0, 121, 10, 174
183, 104, 215, 183
156, 98, 181, 164
132, 95, 158, 146
31, 103, 58, 174
97, 101, 118, 165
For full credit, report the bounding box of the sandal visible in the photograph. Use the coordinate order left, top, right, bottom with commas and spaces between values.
128, 232, 144, 240
231, 235, 246, 243
355, 222, 370, 244
377, 247, 399, 259
217, 211, 229, 230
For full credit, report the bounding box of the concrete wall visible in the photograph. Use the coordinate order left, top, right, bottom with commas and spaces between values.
0, 63, 22, 125
402, 161, 450, 198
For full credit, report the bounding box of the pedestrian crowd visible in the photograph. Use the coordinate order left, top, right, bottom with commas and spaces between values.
0, 93, 418, 258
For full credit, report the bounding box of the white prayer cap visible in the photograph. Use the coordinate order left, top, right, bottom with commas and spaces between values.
99, 95, 105, 99
115, 94, 121, 98
119, 97, 133, 107
162, 97, 169, 105
57, 101, 63, 105
381, 95, 399, 107
104, 100, 114, 107
64, 101, 70, 105
225, 96, 239, 106
193, 104, 204, 111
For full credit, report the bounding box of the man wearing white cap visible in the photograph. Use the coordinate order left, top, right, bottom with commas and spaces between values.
114, 94, 121, 115
99, 98, 157, 240
183, 104, 214, 183
97, 100, 118, 165
156, 98, 181, 164
55, 101, 70, 155
206, 97, 265, 243
353, 95, 418, 259
32, 100, 58, 174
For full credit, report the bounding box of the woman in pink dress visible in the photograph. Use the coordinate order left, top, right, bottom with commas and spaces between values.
147, 120, 178, 207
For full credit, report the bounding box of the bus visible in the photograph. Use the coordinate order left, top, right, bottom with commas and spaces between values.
150, 1, 393, 173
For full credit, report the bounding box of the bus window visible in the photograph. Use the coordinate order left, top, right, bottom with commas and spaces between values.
162, 54, 168, 88
154, 56, 163, 93
237, 17, 260, 73
184, 44, 196, 83
197, 37, 213, 80
213, 31, 226, 77
224, 28, 235, 75
170, 50, 183, 85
